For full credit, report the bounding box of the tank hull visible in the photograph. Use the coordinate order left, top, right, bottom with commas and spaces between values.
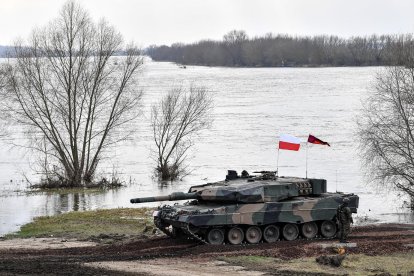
157, 193, 358, 226
154, 192, 359, 244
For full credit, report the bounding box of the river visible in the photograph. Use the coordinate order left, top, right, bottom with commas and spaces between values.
1, 60, 413, 236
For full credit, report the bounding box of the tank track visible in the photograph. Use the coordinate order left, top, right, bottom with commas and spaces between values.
183, 222, 339, 245
158, 225, 337, 245
154, 217, 208, 243
185, 225, 208, 244
156, 216, 338, 245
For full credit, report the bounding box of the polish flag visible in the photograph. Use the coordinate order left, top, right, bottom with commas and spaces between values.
279, 134, 301, 151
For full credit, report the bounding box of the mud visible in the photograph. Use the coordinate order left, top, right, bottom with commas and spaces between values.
0, 238, 97, 250
0, 224, 413, 275
85, 259, 266, 276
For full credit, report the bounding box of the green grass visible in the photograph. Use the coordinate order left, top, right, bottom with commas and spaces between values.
6, 208, 155, 240
222, 253, 414, 275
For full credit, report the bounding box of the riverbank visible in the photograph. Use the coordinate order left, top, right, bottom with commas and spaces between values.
3, 208, 156, 242
1, 208, 414, 275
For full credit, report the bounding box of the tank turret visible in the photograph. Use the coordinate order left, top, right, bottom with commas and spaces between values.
131, 172, 328, 204
187, 175, 327, 203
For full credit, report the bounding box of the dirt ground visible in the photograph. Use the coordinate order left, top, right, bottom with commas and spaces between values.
0, 223, 413, 275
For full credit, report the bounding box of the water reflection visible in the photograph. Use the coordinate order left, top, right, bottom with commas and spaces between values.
36, 192, 94, 214
56, 193, 84, 212
158, 181, 177, 190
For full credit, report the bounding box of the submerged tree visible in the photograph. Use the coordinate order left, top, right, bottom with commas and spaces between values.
358, 65, 414, 209
0, 70, 7, 137
151, 85, 213, 181
0, 1, 143, 187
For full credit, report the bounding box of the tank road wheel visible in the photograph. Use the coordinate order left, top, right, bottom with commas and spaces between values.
301, 222, 318, 239
245, 226, 262, 244
263, 225, 280, 243
227, 227, 244, 245
282, 223, 299, 241
320, 220, 337, 238
207, 228, 225, 245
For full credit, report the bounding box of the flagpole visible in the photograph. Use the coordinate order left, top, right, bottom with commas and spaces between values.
306, 142, 308, 179
276, 147, 280, 176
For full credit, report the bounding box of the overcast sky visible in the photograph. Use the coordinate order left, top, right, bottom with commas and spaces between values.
1, 0, 414, 47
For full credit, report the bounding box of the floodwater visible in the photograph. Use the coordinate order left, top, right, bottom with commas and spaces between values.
1, 60, 413, 236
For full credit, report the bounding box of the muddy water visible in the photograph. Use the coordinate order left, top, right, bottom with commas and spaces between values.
1, 61, 413, 236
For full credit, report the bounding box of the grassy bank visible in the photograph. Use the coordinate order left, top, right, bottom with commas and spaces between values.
6, 208, 156, 241
221, 253, 414, 275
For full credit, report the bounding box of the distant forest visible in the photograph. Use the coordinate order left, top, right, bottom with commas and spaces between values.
0, 46, 12, 58
146, 30, 414, 67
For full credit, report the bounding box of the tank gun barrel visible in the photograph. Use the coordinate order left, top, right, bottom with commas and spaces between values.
130, 192, 198, 204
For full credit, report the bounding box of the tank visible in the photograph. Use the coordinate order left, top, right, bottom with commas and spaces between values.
130, 170, 359, 245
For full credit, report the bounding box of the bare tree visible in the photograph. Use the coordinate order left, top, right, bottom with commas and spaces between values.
151, 85, 213, 181
358, 65, 414, 209
1, 1, 143, 187
223, 30, 248, 66
0, 69, 7, 137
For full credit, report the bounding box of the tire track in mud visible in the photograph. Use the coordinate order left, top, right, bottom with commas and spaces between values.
0, 224, 413, 275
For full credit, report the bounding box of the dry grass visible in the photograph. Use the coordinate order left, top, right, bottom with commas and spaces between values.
223, 252, 414, 275
6, 208, 156, 240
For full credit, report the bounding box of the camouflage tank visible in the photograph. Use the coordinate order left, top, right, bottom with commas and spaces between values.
130, 170, 359, 245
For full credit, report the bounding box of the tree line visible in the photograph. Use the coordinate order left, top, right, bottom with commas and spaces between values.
146, 30, 414, 67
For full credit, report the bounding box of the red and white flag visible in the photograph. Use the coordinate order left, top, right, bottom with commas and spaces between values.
279, 134, 301, 151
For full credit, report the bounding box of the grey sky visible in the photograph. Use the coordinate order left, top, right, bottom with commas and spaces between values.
1, 0, 413, 47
